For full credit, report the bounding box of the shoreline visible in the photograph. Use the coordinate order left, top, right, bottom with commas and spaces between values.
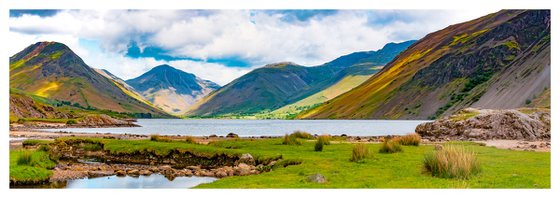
10, 129, 550, 152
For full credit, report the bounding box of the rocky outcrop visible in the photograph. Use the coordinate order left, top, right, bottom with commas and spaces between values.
10, 93, 76, 119
307, 173, 327, 183
416, 108, 550, 141
76, 114, 139, 127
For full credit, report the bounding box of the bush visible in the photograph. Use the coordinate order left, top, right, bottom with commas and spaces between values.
282, 134, 301, 145
17, 151, 33, 165
350, 144, 369, 162
395, 133, 421, 146
379, 138, 403, 153
66, 119, 78, 124
150, 134, 172, 142
423, 146, 481, 179
314, 139, 324, 152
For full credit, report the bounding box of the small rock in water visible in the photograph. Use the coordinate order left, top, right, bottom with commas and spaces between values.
115, 170, 126, 176
307, 173, 327, 183
139, 170, 152, 176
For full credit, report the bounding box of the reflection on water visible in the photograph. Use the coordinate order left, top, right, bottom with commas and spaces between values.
66, 174, 217, 189
11, 174, 217, 189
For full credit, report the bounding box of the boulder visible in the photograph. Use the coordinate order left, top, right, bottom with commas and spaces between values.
236, 153, 255, 165
115, 170, 126, 176
127, 169, 139, 176
226, 133, 239, 138
307, 173, 327, 183
87, 170, 114, 178
139, 170, 152, 176
234, 163, 252, 176
416, 108, 550, 141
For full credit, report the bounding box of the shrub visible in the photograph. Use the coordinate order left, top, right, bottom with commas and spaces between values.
150, 134, 172, 142
282, 134, 301, 145
423, 146, 481, 179
17, 151, 33, 165
350, 144, 369, 162
314, 139, 324, 152
379, 138, 403, 153
66, 119, 78, 124
290, 131, 313, 139
395, 133, 421, 146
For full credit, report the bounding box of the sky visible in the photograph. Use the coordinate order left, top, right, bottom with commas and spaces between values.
8, 9, 497, 85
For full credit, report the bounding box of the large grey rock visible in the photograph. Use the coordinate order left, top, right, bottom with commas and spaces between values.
307, 173, 327, 183
236, 153, 255, 165
416, 108, 550, 141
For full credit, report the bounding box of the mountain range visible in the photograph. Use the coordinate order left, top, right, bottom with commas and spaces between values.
126, 65, 221, 115
9, 42, 170, 118
186, 40, 416, 117
298, 10, 550, 119
9, 10, 550, 121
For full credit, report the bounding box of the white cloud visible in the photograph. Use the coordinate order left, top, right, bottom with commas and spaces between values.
9, 9, 497, 85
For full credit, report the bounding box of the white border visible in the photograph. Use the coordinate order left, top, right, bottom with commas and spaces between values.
0, 0, 557, 198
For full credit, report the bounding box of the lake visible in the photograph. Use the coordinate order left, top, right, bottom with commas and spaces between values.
40, 119, 430, 137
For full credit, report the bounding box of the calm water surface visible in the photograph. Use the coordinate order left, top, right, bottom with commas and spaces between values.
41, 119, 430, 137
65, 174, 217, 188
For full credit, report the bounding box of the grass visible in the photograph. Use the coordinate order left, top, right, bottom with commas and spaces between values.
350, 144, 369, 162
282, 131, 313, 145
10, 150, 56, 184
394, 133, 421, 146
14, 137, 550, 188
150, 134, 172, 142
379, 138, 403, 153
196, 140, 549, 188
423, 146, 481, 179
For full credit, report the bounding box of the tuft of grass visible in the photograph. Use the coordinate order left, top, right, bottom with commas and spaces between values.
423, 146, 481, 179
290, 131, 313, 139
17, 151, 33, 165
394, 133, 421, 146
350, 144, 369, 162
379, 138, 403, 153
317, 135, 331, 145
282, 134, 302, 145
150, 134, 172, 142
184, 136, 197, 144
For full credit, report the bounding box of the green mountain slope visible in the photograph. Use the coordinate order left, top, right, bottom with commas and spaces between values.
10, 42, 171, 118
186, 40, 415, 117
299, 10, 550, 119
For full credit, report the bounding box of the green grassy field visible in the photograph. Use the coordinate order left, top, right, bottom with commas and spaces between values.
197, 139, 550, 188
11, 137, 550, 188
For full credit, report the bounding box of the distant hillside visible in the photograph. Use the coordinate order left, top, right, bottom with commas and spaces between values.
10, 41, 171, 118
186, 40, 415, 117
299, 10, 550, 119
126, 65, 220, 115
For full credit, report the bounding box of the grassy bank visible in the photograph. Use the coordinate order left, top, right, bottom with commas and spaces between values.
11, 137, 550, 188
10, 150, 56, 184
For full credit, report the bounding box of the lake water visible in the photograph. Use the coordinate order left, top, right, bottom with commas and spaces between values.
40, 119, 430, 137
65, 174, 217, 188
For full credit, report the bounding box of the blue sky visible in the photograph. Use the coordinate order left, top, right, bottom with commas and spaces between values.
8, 9, 496, 85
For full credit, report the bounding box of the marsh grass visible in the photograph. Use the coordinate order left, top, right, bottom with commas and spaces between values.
150, 134, 172, 142
290, 131, 313, 139
317, 135, 331, 145
394, 133, 421, 146
350, 144, 369, 162
423, 146, 481, 179
17, 151, 33, 165
282, 134, 302, 145
314, 139, 324, 152
379, 138, 403, 153
184, 136, 197, 144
